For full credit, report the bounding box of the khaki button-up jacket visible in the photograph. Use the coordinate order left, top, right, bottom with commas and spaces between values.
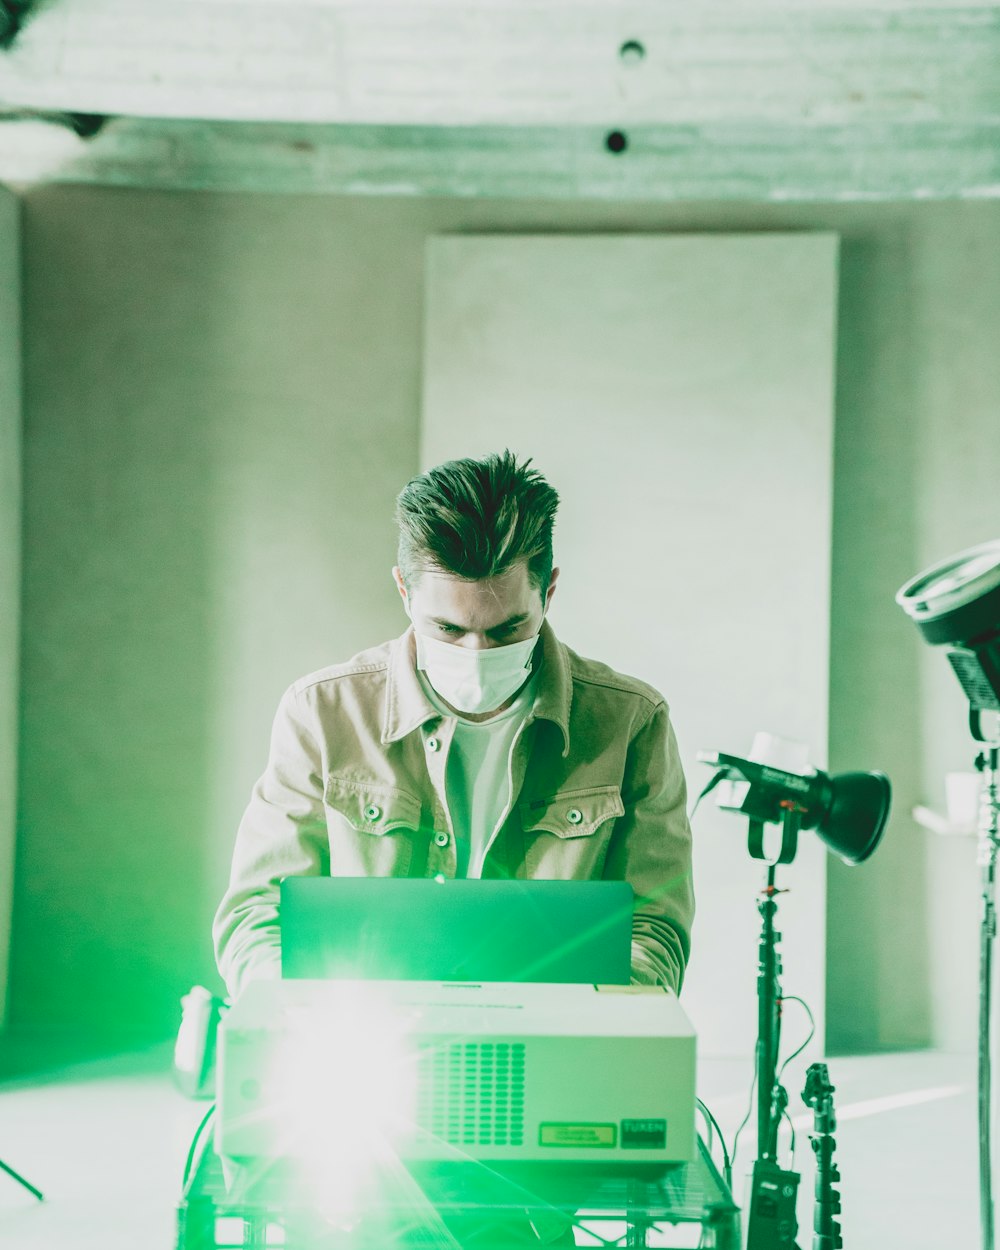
213, 620, 695, 999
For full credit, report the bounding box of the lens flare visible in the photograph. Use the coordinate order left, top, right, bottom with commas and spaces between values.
266, 985, 419, 1220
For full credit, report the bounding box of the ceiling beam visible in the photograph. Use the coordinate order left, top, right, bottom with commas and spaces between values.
2, 3, 999, 200
0, 1, 998, 128
2, 115, 998, 202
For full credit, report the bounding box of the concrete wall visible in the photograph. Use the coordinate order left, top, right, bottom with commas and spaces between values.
15, 190, 421, 1036
15, 187, 1000, 1047
420, 232, 838, 1060
0, 186, 20, 1029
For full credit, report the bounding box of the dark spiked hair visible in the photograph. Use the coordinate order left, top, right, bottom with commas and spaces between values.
395, 450, 560, 599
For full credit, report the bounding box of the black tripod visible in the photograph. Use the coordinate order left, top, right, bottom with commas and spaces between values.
970, 714, 1000, 1250
1, 1156, 43, 1201
742, 805, 851, 1250
745, 805, 802, 1250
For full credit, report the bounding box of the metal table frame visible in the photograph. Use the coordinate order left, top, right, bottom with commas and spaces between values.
176, 1134, 740, 1250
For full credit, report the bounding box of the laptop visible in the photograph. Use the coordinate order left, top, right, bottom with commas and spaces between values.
280, 877, 634, 984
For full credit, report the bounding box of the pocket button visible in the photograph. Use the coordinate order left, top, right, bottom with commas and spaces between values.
566, 808, 584, 825
364, 804, 382, 822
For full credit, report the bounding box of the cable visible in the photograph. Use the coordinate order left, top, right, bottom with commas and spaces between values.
181, 1103, 217, 1196
181, 1103, 215, 1190
696, 1097, 733, 1190
689, 768, 729, 821
732, 997, 812, 1172
776, 995, 816, 1081
781, 1108, 796, 1169
730, 1043, 759, 1170
697, 1097, 716, 1148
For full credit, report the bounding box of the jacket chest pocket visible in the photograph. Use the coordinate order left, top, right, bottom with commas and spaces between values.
520, 784, 625, 878
323, 777, 421, 877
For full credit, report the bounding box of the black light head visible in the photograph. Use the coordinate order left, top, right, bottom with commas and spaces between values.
698, 752, 892, 866
897, 540, 1000, 714
820, 769, 892, 865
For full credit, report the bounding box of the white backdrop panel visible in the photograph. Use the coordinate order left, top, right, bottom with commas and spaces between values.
421, 233, 838, 1059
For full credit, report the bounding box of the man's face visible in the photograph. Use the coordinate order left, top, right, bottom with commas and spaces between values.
392, 559, 559, 649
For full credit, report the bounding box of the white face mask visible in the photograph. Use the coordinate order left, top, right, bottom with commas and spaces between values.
414, 630, 539, 715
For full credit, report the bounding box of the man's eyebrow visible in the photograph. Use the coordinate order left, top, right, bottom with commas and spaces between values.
429, 613, 530, 631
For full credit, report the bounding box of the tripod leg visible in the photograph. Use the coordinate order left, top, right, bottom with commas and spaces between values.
0, 1157, 44, 1201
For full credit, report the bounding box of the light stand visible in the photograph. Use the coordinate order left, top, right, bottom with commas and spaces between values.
756, 856, 785, 1163
973, 717, 1000, 1250
897, 539, 1000, 1250
698, 748, 891, 1250
746, 807, 802, 1250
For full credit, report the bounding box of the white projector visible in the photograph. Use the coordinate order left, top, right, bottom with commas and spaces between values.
217, 980, 696, 1165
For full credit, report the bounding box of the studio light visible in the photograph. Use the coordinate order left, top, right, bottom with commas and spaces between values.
896, 538, 1000, 714
697, 750, 891, 866
697, 742, 891, 1248
898, 539, 1000, 1250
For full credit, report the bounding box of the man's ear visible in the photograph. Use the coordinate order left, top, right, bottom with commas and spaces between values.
543, 567, 560, 613
391, 566, 408, 602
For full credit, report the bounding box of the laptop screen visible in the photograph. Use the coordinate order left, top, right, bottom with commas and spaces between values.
280, 877, 634, 984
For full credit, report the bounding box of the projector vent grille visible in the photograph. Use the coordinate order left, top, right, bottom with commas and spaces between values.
415, 1042, 526, 1147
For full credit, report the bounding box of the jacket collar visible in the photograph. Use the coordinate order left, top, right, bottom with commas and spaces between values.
382, 618, 571, 756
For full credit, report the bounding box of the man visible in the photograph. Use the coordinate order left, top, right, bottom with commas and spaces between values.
214, 450, 694, 1000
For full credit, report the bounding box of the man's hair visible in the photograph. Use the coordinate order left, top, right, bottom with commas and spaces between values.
395, 450, 560, 599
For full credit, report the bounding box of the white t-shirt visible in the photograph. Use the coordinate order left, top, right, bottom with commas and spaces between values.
417, 668, 536, 877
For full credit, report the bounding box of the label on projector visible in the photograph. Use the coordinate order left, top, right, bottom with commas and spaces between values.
621, 1119, 667, 1149
539, 1123, 617, 1148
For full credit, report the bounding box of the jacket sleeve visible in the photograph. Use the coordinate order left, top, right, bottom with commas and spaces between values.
604, 700, 695, 994
213, 685, 329, 999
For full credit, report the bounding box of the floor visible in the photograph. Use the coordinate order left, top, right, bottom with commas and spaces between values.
0, 1034, 979, 1249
